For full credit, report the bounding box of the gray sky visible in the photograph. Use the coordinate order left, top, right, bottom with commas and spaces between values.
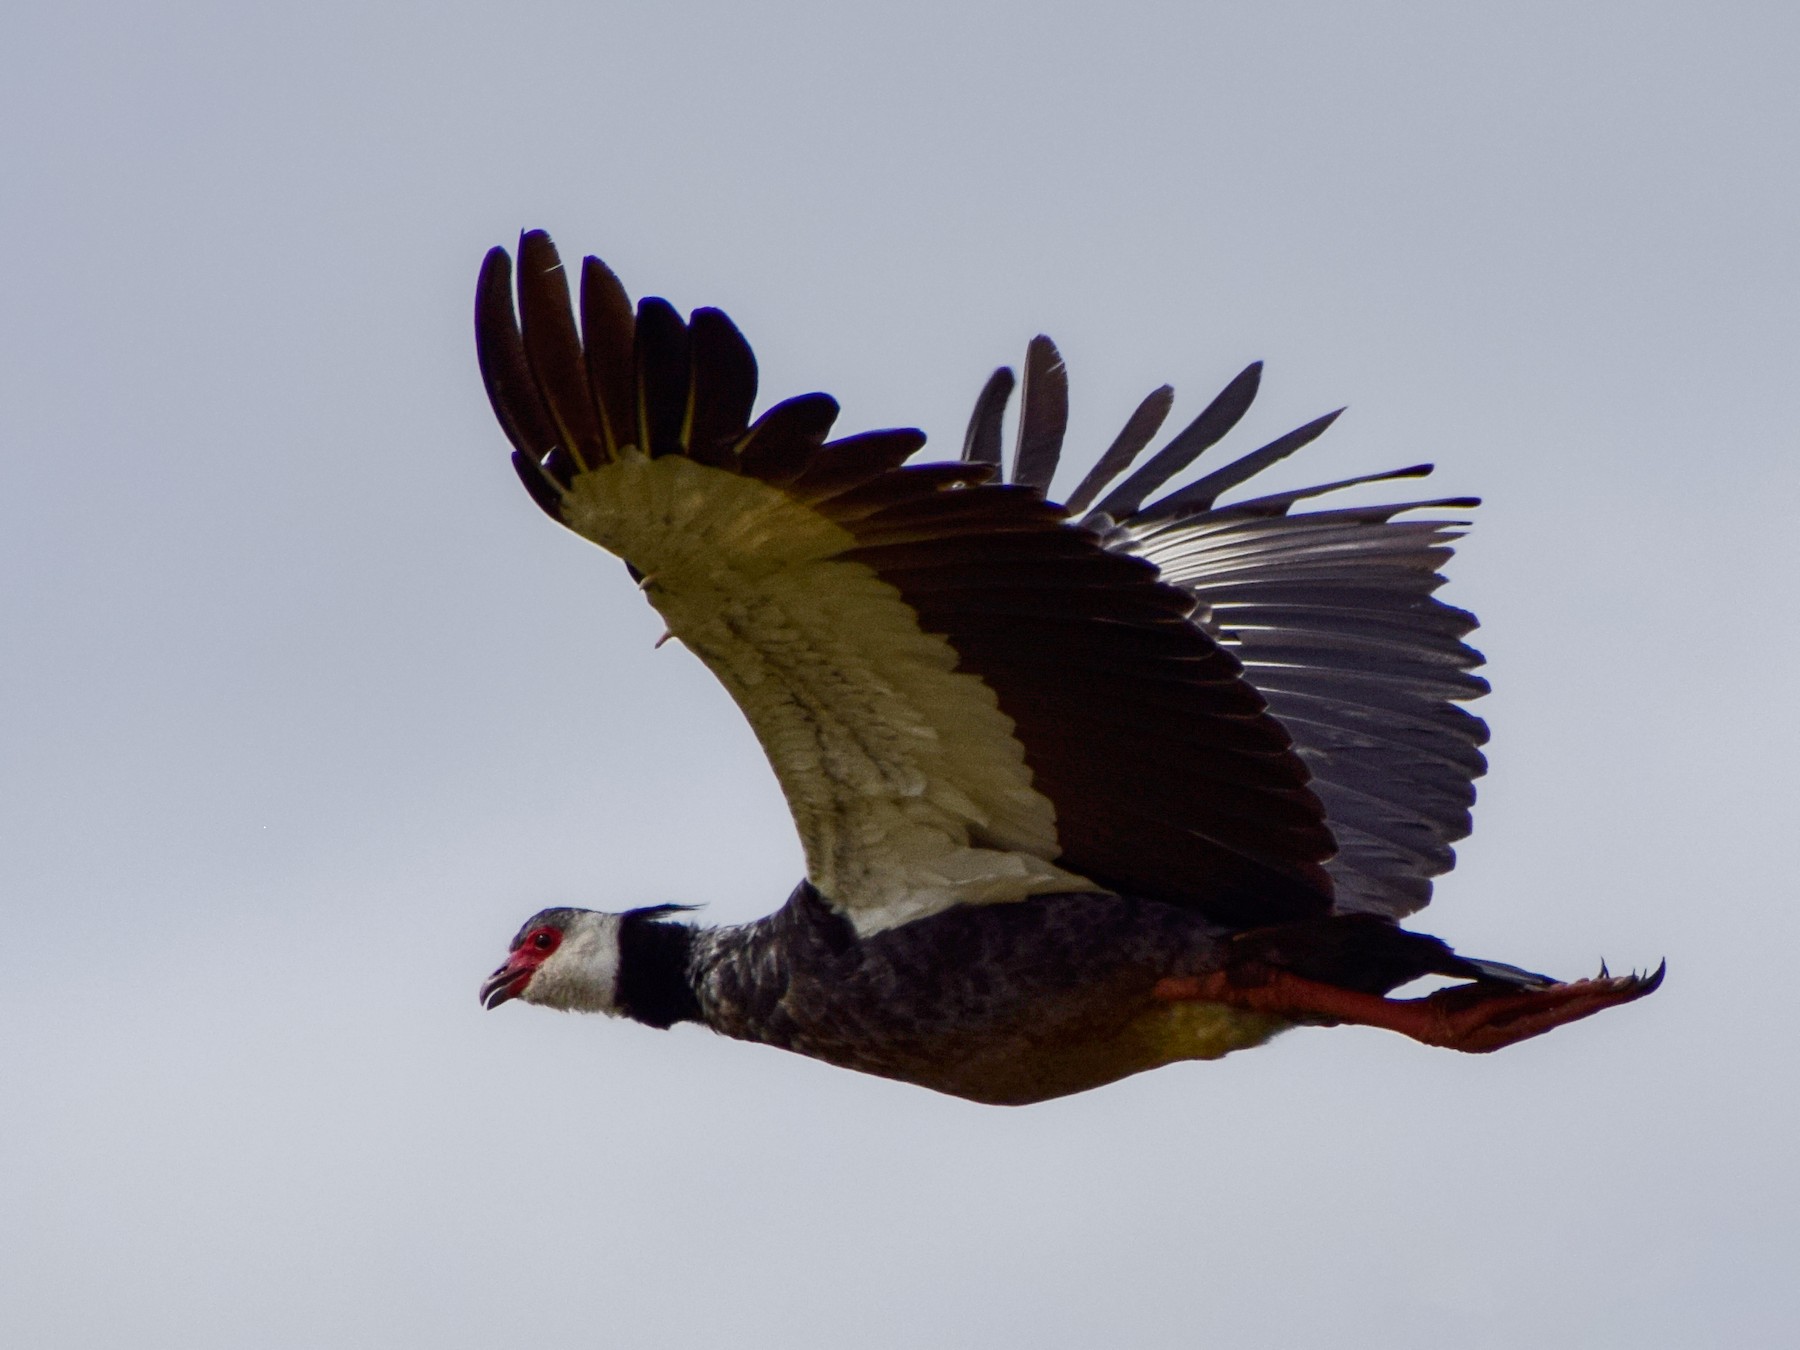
3, 2, 1796, 1346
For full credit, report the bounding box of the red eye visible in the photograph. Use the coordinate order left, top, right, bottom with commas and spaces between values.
531, 930, 558, 952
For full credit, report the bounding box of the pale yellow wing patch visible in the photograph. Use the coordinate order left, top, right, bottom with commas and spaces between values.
562, 452, 1094, 933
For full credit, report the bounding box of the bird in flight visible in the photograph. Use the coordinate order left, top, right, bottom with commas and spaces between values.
474, 231, 1659, 1105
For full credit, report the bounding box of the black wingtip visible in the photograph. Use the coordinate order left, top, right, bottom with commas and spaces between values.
1012, 336, 1068, 493
579, 253, 637, 459
1091, 360, 1268, 520
735, 391, 841, 480
1066, 384, 1177, 515
634, 297, 692, 458
515, 231, 606, 473
686, 306, 759, 456
475, 240, 568, 481
963, 366, 1014, 466
1133, 404, 1347, 523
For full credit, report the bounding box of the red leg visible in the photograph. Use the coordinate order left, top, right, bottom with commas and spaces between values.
1153, 963, 1664, 1053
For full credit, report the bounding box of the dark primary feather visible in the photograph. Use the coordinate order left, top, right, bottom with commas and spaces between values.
517, 230, 605, 473
962, 366, 1014, 466
475, 247, 566, 489
1090, 362, 1263, 519
1134, 408, 1345, 523
736, 392, 841, 482
633, 298, 692, 460
578, 254, 637, 458
684, 307, 759, 458
1065, 384, 1175, 515
1011, 336, 1068, 493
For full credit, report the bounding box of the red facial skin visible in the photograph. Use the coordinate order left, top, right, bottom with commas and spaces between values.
480, 925, 563, 1008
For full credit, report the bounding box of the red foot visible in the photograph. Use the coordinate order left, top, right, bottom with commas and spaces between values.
1153, 962, 1664, 1053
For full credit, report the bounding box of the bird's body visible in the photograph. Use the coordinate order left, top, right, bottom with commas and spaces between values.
472, 231, 1660, 1103
686, 886, 1276, 1106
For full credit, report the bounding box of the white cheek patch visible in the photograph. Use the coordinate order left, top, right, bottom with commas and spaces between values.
561, 454, 1093, 934
522, 914, 624, 1014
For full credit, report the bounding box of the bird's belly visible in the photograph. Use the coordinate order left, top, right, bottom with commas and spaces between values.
794, 993, 1291, 1106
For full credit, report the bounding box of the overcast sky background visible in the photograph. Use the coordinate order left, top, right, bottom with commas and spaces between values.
3, 3, 1796, 1346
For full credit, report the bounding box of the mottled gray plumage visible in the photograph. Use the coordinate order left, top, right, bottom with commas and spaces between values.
690, 884, 1229, 1103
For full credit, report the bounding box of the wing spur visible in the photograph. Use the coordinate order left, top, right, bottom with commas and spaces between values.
476, 232, 1338, 936
966, 339, 1488, 920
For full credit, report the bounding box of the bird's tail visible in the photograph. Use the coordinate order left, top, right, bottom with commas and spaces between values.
1222, 914, 1554, 997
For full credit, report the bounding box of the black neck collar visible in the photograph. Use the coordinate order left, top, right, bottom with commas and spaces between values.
615, 909, 702, 1029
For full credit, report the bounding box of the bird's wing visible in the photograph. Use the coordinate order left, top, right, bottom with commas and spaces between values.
973, 345, 1488, 920
476, 233, 1334, 935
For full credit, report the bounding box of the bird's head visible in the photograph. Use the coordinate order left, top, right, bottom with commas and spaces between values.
480, 907, 625, 1014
